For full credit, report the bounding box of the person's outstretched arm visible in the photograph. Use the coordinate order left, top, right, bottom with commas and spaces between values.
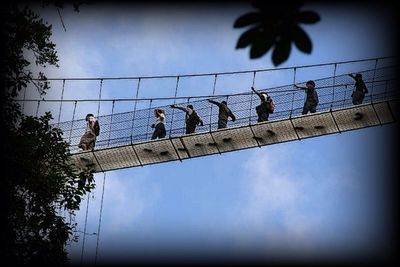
229, 111, 236, 122
170, 104, 188, 113
198, 118, 204, 126
208, 99, 220, 107
251, 86, 267, 101
294, 84, 307, 90
348, 74, 356, 80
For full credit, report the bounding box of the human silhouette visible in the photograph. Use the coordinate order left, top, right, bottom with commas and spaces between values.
295, 80, 319, 115
207, 99, 236, 129
170, 104, 203, 134
349, 73, 368, 105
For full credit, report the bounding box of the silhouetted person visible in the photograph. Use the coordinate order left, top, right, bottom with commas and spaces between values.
207, 99, 236, 129
151, 109, 166, 140
78, 113, 100, 151
295, 80, 319, 115
251, 86, 275, 122
170, 104, 203, 134
349, 73, 368, 105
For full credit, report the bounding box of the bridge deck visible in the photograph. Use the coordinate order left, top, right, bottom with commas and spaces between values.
70, 100, 398, 173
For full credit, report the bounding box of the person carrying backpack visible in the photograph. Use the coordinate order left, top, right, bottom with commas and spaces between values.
295, 80, 319, 115
251, 86, 275, 122
170, 104, 204, 134
78, 113, 100, 151
348, 73, 368, 105
207, 99, 236, 129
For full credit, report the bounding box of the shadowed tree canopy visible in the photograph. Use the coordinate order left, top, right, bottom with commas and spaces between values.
234, 1, 320, 66
1, 2, 94, 266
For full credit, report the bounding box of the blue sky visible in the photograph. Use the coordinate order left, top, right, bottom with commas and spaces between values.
26, 2, 397, 265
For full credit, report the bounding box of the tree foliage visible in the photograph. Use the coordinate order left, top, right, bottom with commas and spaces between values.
1, 3, 94, 266
234, 1, 320, 66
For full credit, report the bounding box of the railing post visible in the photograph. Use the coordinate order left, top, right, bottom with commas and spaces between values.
370, 59, 378, 102
249, 71, 256, 125
331, 63, 337, 110
146, 99, 153, 140
131, 78, 141, 144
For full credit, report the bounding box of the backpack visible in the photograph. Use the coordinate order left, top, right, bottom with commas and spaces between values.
266, 97, 275, 113
94, 120, 100, 136
256, 103, 268, 115
187, 110, 200, 125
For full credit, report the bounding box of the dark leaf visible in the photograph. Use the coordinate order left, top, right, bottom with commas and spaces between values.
236, 27, 260, 48
272, 35, 291, 66
233, 12, 260, 28
249, 32, 275, 59
296, 11, 320, 24
292, 25, 312, 53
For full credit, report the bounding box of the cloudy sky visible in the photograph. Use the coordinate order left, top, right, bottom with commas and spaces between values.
25, 1, 397, 265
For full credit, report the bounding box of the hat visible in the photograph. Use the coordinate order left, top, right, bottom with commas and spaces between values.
355, 73, 362, 79
187, 104, 194, 109
221, 101, 227, 105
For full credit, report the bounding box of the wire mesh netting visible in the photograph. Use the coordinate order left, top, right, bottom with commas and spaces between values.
15, 58, 398, 153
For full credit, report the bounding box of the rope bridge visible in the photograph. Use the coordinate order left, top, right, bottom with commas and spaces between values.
16, 57, 399, 172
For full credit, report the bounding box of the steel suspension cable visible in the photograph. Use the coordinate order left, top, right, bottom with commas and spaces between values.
68, 101, 77, 144
169, 76, 180, 137
249, 71, 256, 124
107, 100, 116, 147
80, 192, 91, 265
331, 64, 337, 109
370, 59, 379, 98
57, 79, 66, 126
131, 78, 141, 143
97, 79, 103, 119
290, 67, 297, 117
146, 99, 153, 140
94, 172, 107, 266
209, 74, 218, 131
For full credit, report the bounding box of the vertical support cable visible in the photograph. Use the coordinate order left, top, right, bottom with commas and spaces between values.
131, 78, 141, 144
22, 85, 27, 114
169, 76, 180, 138
94, 172, 107, 266
80, 192, 91, 266
97, 79, 103, 118
209, 74, 218, 132
248, 71, 256, 125
35, 100, 40, 117
68, 101, 77, 144
290, 67, 297, 117
57, 79, 66, 126
184, 97, 190, 135
107, 100, 115, 147
370, 59, 379, 102
331, 63, 337, 109
146, 99, 153, 140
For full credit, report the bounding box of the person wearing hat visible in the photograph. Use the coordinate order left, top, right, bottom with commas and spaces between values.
348, 73, 368, 105
170, 104, 204, 134
78, 113, 100, 151
207, 99, 236, 129
295, 80, 319, 115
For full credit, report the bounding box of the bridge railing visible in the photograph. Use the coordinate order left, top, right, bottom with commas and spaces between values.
14, 57, 398, 153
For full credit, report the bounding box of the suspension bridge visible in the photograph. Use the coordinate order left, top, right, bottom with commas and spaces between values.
17, 57, 399, 173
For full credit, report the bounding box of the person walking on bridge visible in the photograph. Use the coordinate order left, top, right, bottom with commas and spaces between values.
170, 104, 203, 134
295, 80, 319, 115
251, 86, 275, 122
349, 73, 368, 105
207, 99, 236, 129
150, 109, 166, 140
78, 113, 100, 151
